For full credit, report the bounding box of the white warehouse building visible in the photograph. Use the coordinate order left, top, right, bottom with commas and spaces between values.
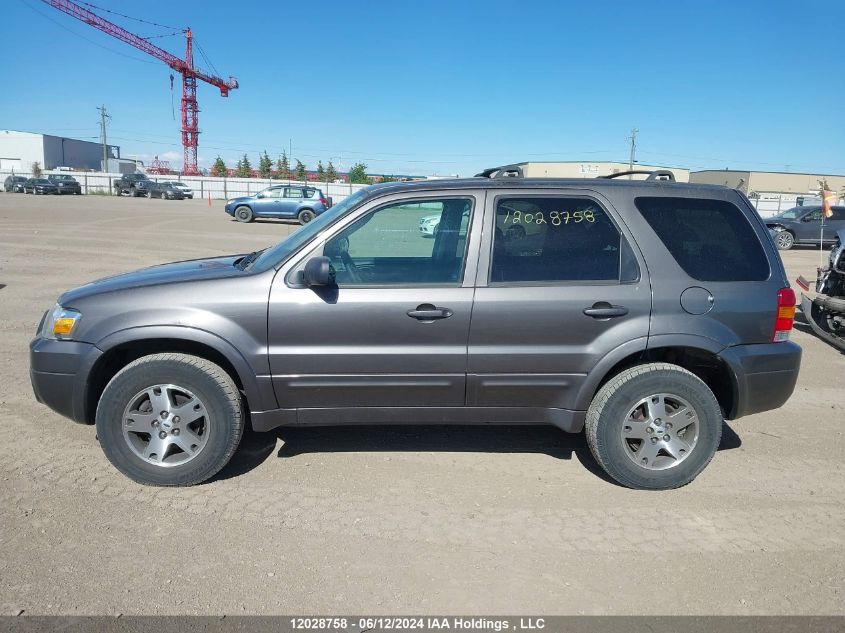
0, 129, 121, 172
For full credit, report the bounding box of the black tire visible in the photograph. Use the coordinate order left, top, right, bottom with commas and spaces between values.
821, 296, 845, 314
585, 362, 723, 490
774, 230, 795, 250
235, 206, 254, 222
95, 353, 244, 486
298, 208, 316, 225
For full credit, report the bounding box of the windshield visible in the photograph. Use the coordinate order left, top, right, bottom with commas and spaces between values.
773, 206, 807, 220
250, 188, 371, 271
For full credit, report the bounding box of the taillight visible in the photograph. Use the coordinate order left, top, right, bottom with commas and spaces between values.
320, 197, 328, 206
773, 287, 796, 342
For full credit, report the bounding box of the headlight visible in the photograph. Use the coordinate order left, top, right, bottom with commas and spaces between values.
41, 305, 82, 340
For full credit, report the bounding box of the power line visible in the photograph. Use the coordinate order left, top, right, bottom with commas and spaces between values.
19, 0, 158, 64
76, 0, 185, 32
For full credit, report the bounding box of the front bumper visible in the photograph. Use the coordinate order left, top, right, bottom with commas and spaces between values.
718, 341, 802, 419
30, 337, 102, 424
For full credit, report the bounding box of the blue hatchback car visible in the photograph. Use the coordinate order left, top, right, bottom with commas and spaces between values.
225, 185, 329, 225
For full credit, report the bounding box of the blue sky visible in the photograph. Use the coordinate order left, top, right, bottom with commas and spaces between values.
2, 0, 844, 176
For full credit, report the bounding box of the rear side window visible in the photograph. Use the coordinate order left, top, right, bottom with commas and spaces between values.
635, 197, 769, 281
491, 197, 636, 283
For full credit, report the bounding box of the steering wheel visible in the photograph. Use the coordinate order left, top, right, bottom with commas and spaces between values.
339, 251, 363, 284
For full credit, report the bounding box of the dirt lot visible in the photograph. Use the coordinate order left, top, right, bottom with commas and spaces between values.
0, 193, 842, 615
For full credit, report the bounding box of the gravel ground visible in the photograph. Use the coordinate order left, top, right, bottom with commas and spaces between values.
0, 193, 842, 615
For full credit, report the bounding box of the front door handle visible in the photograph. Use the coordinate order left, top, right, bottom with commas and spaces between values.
407, 303, 453, 321
583, 302, 629, 319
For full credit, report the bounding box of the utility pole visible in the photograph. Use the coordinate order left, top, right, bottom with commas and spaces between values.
97, 105, 110, 172
628, 128, 638, 178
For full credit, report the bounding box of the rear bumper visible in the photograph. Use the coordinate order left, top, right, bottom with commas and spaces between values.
718, 341, 801, 419
30, 337, 102, 424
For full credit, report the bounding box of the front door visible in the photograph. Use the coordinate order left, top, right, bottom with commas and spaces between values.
268, 192, 482, 409
254, 186, 285, 215
467, 191, 652, 412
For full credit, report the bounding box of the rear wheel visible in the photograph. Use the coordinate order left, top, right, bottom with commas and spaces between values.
298, 208, 315, 225
774, 230, 795, 250
95, 353, 244, 486
235, 206, 254, 222
585, 363, 722, 490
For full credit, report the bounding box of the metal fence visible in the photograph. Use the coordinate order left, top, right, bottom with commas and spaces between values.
0, 169, 368, 203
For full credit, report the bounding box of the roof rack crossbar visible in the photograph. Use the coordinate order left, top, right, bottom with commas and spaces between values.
475, 164, 524, 179
599, 169, 676, 182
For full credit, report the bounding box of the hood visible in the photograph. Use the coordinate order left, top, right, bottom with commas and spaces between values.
59, 254, 246, 305
227, 195, 253, 204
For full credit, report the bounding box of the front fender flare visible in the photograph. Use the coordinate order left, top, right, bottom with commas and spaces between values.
94, 325, 275, 412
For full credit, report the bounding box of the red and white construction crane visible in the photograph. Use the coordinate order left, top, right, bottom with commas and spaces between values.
40, 0, 238, 175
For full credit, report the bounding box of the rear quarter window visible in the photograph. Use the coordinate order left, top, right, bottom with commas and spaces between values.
635, 196, 770, 282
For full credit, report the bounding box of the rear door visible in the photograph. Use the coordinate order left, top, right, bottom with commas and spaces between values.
467, 190, 651, 412
268, 189, 483, 409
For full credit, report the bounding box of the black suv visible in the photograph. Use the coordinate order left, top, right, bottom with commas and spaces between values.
4, 175, 27, 192
30, 167, 801, 489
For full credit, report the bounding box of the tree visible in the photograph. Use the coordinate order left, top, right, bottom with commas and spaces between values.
31, 161, 42, 178
326, 161, 338, 183
348, 162, 370, 184
276, 152, 290, 179
212, 156, 227, 177
316, 161, 325, 181
294, 160, 306, 182
236, 153, 252, 178
258, 150, 273, 178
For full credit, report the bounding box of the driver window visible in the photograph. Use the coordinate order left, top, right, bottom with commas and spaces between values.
324, 198, 473, 286
805, 210, 822, 221
260, 188, 283, 199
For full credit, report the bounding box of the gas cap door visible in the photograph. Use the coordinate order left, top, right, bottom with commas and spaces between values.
680, 286, 715, 315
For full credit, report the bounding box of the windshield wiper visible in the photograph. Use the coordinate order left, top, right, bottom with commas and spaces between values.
236, 249, 264, 271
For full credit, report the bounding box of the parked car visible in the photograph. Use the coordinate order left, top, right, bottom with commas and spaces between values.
23, 178, 59, 195
48, 174, 82, 195
4, 175, 28, 192
160, 181, 193, 198
147, 182, 185, 200
30, 167, 801, 489
765, 205, 845, 250
224, 185, 329, 224
113, 173, 154, 197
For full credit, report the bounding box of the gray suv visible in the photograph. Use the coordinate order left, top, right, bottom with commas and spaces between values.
765, 205, 845, 250
30, 167, 801, 489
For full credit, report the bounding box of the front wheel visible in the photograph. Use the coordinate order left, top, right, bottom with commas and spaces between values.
235, 206, 254, 222
95, 353, 244, 486
774, 230, 795, 250
298, 209, 315, 225
585, 363, 722, 490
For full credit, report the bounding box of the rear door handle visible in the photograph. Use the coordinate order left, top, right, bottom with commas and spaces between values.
583, 302, 629, 319
407, 303, 453, 321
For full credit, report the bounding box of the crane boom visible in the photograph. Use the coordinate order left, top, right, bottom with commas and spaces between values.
40, 0, 239, 174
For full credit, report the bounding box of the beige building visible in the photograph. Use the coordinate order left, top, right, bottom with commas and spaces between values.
518, 161, 690, 182
689, 169, 845, 196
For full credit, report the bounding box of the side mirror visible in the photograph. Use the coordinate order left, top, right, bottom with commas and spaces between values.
303, 256, 334, 287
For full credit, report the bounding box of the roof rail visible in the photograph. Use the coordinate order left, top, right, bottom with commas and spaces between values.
599, 169, 676, 182
475, 164, 524, 178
